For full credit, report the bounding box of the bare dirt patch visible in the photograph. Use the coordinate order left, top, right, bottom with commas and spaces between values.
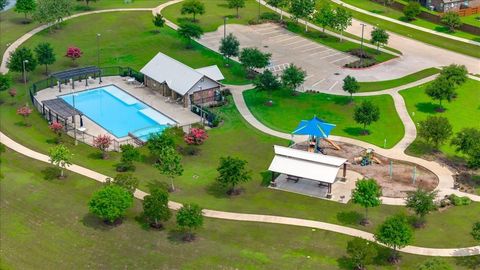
294, 141, 439, 198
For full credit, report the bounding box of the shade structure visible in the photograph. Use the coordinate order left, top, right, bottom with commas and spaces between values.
292, 116, 336, 138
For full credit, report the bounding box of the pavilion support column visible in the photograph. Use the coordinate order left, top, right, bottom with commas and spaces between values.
85, 75, 88, 86
327, 183, 332, 199
80, 116, 84, 127
270, 172, 277, 187
99, 72, 102, 83
343, 163, 347, 178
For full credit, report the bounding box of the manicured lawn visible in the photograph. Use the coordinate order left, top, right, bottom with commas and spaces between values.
2, 149, 476, 269
341, 0, 480, 42
358, 68, 440, 92
243, 89, 404, 148
400, 79, 480, 157
15, 11, 248, 85
460, 13, 480, 27
1, 10, 479, 249
320, 0, 480, 58
162, 0, 271, 32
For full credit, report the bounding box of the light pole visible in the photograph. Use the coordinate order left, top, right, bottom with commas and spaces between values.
71, 88, 78, 146
96, 33, 101, 67
258, 0, 261, 22
22, 59, 29, 85
223, 16, 228, 39
360, 23, 366, 52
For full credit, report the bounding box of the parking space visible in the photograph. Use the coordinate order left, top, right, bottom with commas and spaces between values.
199, 23, 358, 93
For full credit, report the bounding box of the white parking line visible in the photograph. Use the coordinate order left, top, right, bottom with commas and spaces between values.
302, 46, 325, 53
316, 52, 342, 60
310, 49, 332, 56
311, 78, 326, 87
292, 43, 317, 50
327, 81, 339, 91
329, 55, 353, 64
268, 33, 291, 41
260, 30, 284, 36
271, 35, 297, 43
284, 39, 306, 46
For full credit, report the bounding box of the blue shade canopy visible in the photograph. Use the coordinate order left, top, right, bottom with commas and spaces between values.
292, 116, 336, 138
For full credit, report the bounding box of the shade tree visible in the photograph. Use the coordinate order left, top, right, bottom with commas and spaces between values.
346, 237, 377, 270
441, 12, 462, 33
332, 7, 352, 41
342, 75, 359, 101
289, 0, 316, 31
15, 0, 36, 22
117, 144, 141, 172
147, 129, 175, 157
281, 64, 306, 93
451, 128, 480, 169
154, 146, 183, 191
253, 69, 281, 94
216, 156, 252, 195
266, 0, 289, 20
7, 47, 37, 81
315, 2, 334, 32
107, 173, 139, 194
33, 0, 73, 28
88, 185, 133, 224
176, 203, 203, 241
219, 33, 240, 64
417, 116, 452, 149
181, 0, 205, 22
227, 0, 245, 18
142, 187, 171, 229
0, 73, 12, 92
405, 189, 437, 227
351, 178, 382, 225
374, 214, 413, 264
439, 64, 468, 86
35, 42, 56, 74
178, 22, 204, 48
152, 14, 166, 32
48, 144, 72, 178
425, 76, 455, 111
353, 100, 380, 135
370, 27, 389, 53
239, 47, 271, 76
403, 1, 421, 21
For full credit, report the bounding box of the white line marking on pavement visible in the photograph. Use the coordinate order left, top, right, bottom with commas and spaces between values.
284, 39, 306, 46
328, 81, 339, 91
316, 52, 342, 60
312, 78, 326, 87
271, 36, 297, 43
302, 46, 325, 53
329, 55, 352, 64
292, 43, 316, 50
310, 49, 332, 56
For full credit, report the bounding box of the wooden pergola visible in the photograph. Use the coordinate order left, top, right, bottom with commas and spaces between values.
49, 66, 102, 92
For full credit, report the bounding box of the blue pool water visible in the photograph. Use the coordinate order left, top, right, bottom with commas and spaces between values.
61, 85, 175, 140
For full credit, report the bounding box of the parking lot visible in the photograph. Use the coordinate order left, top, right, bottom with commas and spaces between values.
199, 23, 359, 93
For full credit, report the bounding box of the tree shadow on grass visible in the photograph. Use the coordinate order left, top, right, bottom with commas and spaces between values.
81, 213, 116, 231
337, 256, 354, 270
41, 167, 61, 180
87, 152, 103, 160
344, 127, 368, 137
336, 211, 363, 225
415, 102, 442, 114
205, 181, 229, 199
167, 229, 189, 244
332, 96, 351, 106
455, 255, 480, 269
372, 245, 393, 267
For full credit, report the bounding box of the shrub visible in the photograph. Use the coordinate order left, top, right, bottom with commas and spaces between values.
88, 185, 133, 224
179, 145, 201, 156
344, 59, 377, 69
116, 144, 141, 172
449, 194, 472, 206
349, 48, 373, 59
259, 12, 281, 22
184, 128, 208, 145
93, 134, 112, 159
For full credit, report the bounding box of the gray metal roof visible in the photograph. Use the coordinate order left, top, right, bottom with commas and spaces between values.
42, 98, 82, 118
140, 52, 222, 96
50, 66, 101, 81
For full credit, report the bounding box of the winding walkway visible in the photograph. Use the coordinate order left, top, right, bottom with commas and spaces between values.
1, 131, 478, 257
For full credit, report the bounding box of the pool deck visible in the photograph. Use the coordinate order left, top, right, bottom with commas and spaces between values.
34, 76, 201, 142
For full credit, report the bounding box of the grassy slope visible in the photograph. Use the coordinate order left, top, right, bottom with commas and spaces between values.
320, 0, 480, 58
0, 0, 168, 57
400, 79, 480, 157
358, 68, 440, 92
3, 149, 477, 270
341, 0, 480, 42
243, 89, 404, 148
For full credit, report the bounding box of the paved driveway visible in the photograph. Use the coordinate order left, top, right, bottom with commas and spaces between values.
200, 23, 358, 93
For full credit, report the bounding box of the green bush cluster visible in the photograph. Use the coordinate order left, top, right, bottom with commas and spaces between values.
449, 194, 472, 206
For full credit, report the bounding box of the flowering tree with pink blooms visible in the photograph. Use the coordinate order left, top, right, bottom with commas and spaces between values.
49, 121, 64, 143
65, 46, 83, 66
93, 134, 113, 159
184, 128, 208, 145
17, 105, 32, 126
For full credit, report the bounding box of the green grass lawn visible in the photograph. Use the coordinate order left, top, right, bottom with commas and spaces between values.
400, 79, 480, 157
162, 0, 271, 32
243, 89, 404, 148
320, 0, 480, 58
358, 68, 440, 92
3, 149, 477, 270
340, 0, 480, 42
1, 10, 479, 249
460, 13, 480, 27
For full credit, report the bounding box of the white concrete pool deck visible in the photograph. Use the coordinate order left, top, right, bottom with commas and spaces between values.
34, 76, 201, 142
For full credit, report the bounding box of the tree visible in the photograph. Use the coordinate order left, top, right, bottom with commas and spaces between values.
227, 0, 245, 18
108, 173, 139, 194
405, 189, 437, 227
439, 64, 468, 86
93, 134, 112, 159
0, 0, 9, 12
117, 144, 141, 172
351, 178, 382, 224
49, 121, 63, 144
33, 0, 73, 28
16, 105, 32, 126
152, 13, 165, 32
289, 0, 316, 31
472, 222, 480, 242
403, 1, 421, 21
181, 0, 205, 22
48, 144, 72, 178
332, 7, 352, 41
7, 47, 37, 81
176, 203, 203, 241
451, 128, 480, 169
441, 12, 462, 33
216, 156, 252, 195
154, 146, 183, 191
15, 0, 36, 22
81, 0, 97, 6
346, 238, 377, 270
417, 258, 453, 270
315, 2, 334, 32
281, 63, 306, 93
219, 33, 240, 64
88, 185, 133, 224
142, 187, 171, 229
353, 101, 380, 135
147, 129, 175, 158
184, 128, 208, 145
178, 22, 204, 48
253, 69, 281, 94
374, 214, 413, 263
239, 47, 271, 76
425, 76, 455, 110
0, 73, 12, 92
417, 116, 452, 149
342, 75, 359, 101
35, 42, 55, 74
370, 27, 389, 53
266, 0, 289, 20
65, 46, 83, 66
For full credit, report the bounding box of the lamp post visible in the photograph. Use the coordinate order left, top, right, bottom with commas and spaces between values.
71, 88, 78, 146
223, 16, 228, 39
360, 23, 366, 52
258, 0, 261, 22
22, 59, 29, 85
96, 33, 101, 67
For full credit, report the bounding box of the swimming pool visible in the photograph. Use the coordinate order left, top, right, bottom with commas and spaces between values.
61, 85, 176, 141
